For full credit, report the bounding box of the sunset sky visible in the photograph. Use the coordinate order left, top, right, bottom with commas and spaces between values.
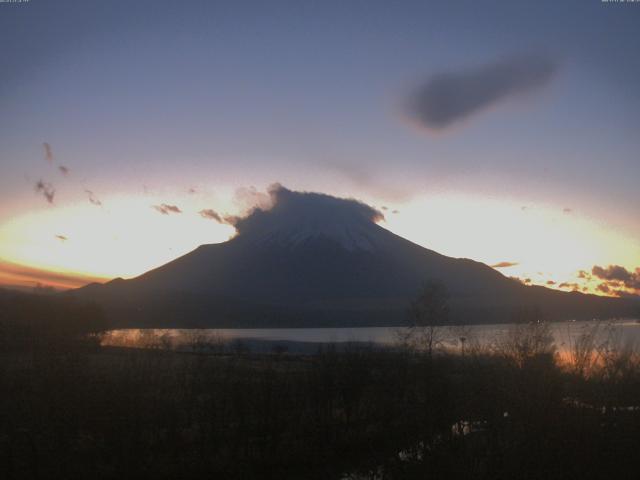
1, 0, 639, 296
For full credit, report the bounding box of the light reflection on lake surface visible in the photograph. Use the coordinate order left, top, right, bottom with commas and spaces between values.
102, 320, 640, 354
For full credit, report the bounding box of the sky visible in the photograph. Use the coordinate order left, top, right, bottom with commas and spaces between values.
0, 0, 639, 296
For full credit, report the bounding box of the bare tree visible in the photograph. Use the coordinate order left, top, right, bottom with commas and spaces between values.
493, 307, 556, 367
566, 321, 602, 377
406, 281, 450, 357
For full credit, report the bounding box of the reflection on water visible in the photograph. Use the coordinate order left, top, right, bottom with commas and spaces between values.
101, 320, 640, 356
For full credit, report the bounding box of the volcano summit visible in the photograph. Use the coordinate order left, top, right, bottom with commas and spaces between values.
76, 185, 637, 328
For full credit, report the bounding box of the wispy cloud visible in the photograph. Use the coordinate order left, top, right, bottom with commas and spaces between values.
233, 186, 274, 212
84, 189, 102, 206
198, 209, 224, 223
491, 261, 519, 269
58, 165, 70, 176
55, 234, 68, 242
407, 53, 558, 131
328, 162, 414, 203
43, 142, 53, 163
34, 180, 55, 204
153, 204, 182, 215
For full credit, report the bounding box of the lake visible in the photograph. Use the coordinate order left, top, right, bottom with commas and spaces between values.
102, 319, 640, 355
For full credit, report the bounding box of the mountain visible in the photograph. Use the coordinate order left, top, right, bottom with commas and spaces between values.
74, 185, 639, 328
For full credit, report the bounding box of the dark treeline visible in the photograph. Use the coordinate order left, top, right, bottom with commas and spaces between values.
1, 289, 639, 479
1, 332, 639, 478
0, 288, 107, 351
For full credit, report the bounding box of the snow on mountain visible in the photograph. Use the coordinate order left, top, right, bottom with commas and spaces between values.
230, 184, 391, 251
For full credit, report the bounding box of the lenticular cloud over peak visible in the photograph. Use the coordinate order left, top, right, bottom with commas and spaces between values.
230, 184, 386, 251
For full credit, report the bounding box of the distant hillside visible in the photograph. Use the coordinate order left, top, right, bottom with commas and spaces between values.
0, 287, 107, 348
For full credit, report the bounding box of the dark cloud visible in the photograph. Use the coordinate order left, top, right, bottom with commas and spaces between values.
491, 261, 519, 269
230, 184, 384, 237
85, 189, 102, 206
407, 53, 558, 131
577, 270, 590, 280
55, 235, 68, 242
34, 180, 55, 204
43, 142, 53, 163
153, 204, 182, 215
563, 208, 572, 214
558, 282, 580, 291
58, 165, 70, 176
198, 209, 223, 223
592, 264, 640, 294
596, 283, 611, 294
592, 265, 633, 284
546, 280, 556, 286
188, 187, 197, 194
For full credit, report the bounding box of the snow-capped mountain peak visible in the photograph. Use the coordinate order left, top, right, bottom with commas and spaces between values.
231, 185, 390, 251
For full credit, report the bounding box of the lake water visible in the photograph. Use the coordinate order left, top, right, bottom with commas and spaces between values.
102, 319, 640, 355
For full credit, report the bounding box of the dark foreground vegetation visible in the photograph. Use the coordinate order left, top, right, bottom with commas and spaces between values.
1, 289, 640, 479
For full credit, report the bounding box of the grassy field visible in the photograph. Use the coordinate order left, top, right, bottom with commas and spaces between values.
2, 334, 640, 479
1, 291, 639, 479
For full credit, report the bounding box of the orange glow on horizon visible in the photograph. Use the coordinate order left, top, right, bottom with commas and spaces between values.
382, 193, 640, 298
0, 188, 638, 297
0, 193, 236, 289
0, 258, 108, 291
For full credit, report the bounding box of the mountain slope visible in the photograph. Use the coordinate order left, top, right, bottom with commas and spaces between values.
74, 186, 638, 327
